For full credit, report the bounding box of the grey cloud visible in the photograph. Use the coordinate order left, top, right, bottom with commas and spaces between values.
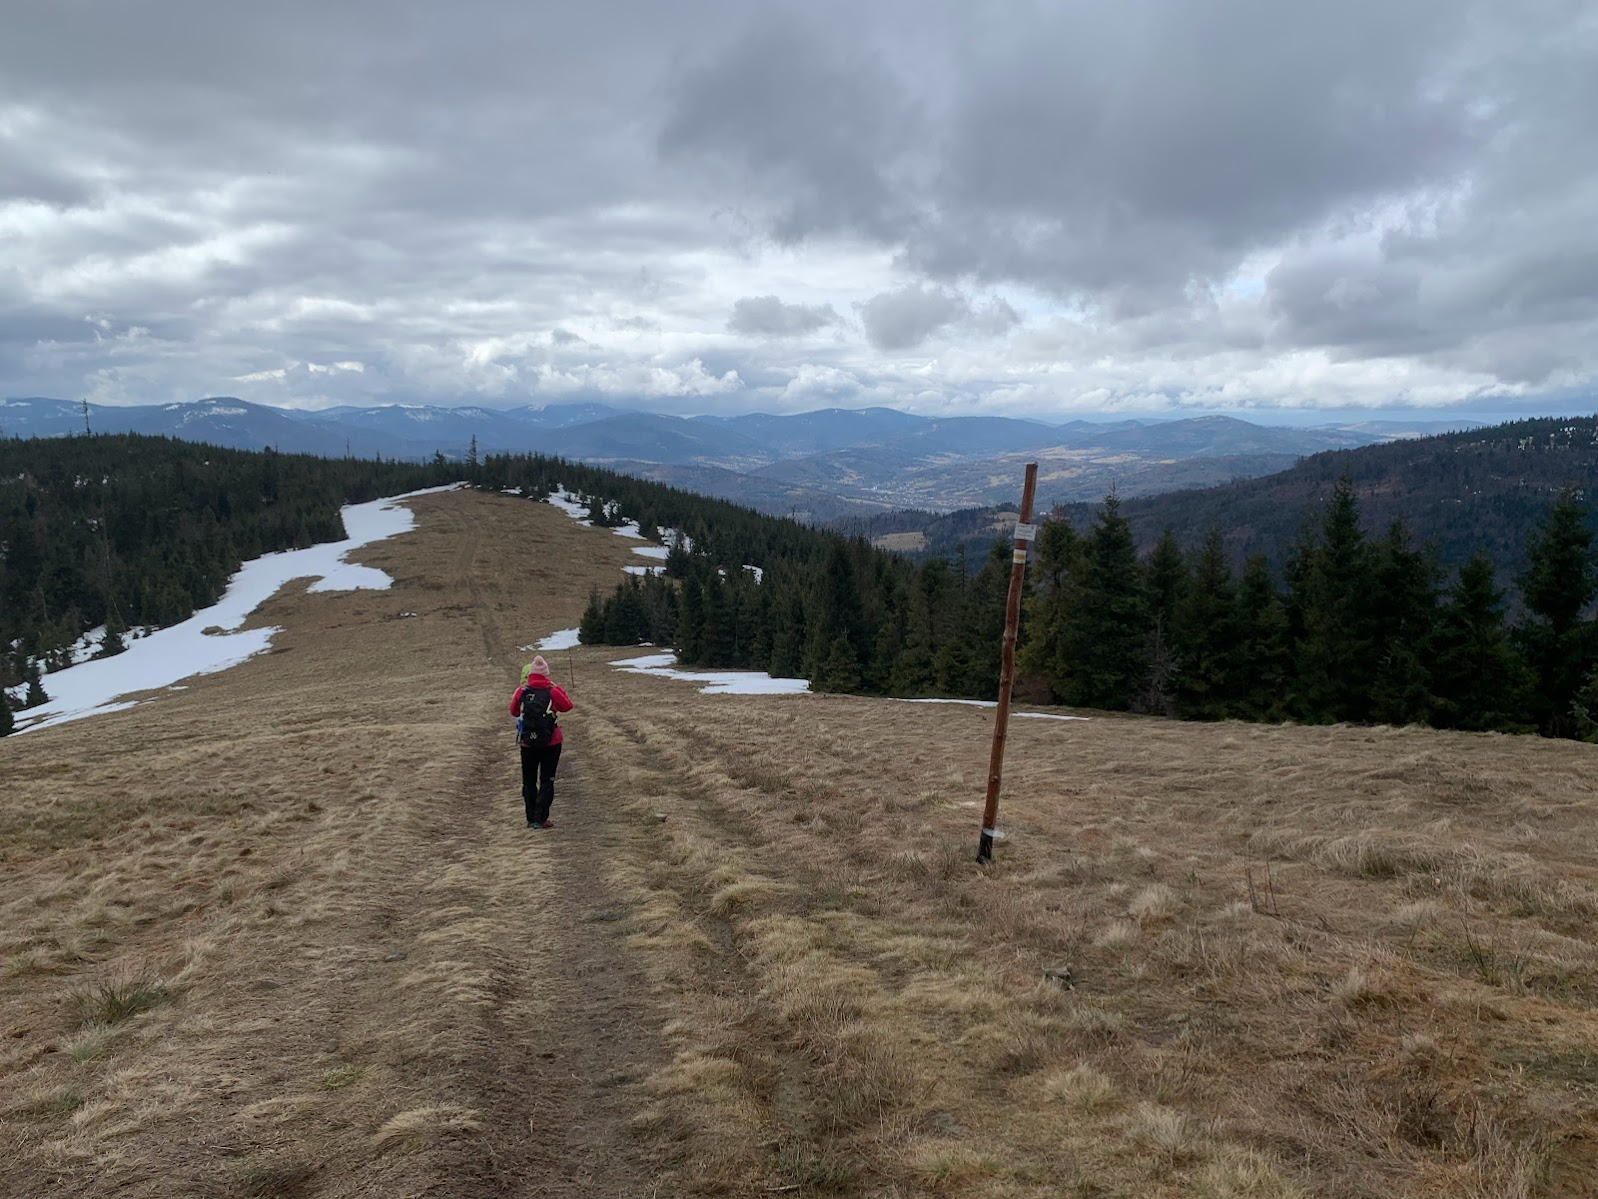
857, 285, 970, 351
968, 298, 1021, 338
659, 16, 921, 243
658, 1, 1598, 388
3, 0, 1596, 411
855, 287, 1020, 351
728, 296, 839, 336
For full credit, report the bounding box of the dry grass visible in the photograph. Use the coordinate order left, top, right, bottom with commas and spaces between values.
577, 626, 1598, 1196
0, 489, 638, 1197
6, 486, 1598, 1198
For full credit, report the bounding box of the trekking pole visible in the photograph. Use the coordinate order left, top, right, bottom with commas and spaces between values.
567, 647, 577, 691
977, 462, 1038, 864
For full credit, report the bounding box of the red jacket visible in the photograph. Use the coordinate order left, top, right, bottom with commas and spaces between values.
509, 674, 574, 747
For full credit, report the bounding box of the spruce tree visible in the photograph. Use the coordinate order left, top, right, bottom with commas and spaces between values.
1517, 490, 1596, 736
1290, 478, 1375, 722
1071, 494, 1147, 710
1173, 527, 1236, 719
1521, 489, 1596, 637
97, 614, 127, 659
893, 557, 953, 694
24, 661, 46, 709
1136, 528, 1190, 716
578, 588, 606, 645
1431, 552, 1532, 731
676, 579, 706, 664
1234, 555, 1290, 720
767, 592, 806, 679
1017, 519, 1086, 701
1145, 528, 1188, 631
1368, 519, 1439, 726
0, 692, 13, 737
814, 636, 863, 693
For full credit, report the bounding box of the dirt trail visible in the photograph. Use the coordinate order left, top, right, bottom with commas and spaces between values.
314, 491, 670, 1199
0, 490, 671, 1198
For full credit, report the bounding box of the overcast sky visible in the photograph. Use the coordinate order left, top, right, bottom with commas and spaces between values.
4, 0, 1596, 419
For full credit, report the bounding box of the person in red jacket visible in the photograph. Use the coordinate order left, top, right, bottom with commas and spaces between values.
508, 655, 574, 829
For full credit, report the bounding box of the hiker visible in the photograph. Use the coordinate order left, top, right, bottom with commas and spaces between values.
509, 655, 573, 829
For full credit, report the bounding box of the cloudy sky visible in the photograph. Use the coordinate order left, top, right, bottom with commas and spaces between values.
4, 0, 1596, 420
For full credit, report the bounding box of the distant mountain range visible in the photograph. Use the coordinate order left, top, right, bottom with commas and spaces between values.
842, 416, 1598, 586
0, 396, 1479, 517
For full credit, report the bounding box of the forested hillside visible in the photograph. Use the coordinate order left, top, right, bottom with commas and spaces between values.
579, 469, 1598, 742
6, 431, 1597, 745
0, 435, 456, 718
1058, 415, 1598, 576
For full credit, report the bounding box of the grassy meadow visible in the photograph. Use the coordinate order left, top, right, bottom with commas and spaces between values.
4, 489, 1597, 1198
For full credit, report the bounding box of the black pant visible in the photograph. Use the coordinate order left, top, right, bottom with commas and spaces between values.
520, 742, 562, 825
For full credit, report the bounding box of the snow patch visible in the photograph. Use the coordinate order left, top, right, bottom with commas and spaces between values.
631, 545, 669, 561
891, 698, 1087, 722
11, 484, 461, 735
610, 652, 810, 696
623, 565, 662, 576
545, 488, 592, 525
538, 628, 582, 651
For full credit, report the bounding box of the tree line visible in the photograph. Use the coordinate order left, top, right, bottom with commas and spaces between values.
3, 433, 1592, 744
580, 475, 1597, 741
0, 434, 457, 733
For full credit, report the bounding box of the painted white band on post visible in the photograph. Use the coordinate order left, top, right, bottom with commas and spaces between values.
1013, 522, 1038, 542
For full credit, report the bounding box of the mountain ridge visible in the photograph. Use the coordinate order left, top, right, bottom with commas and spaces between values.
0, 395, 1477, 515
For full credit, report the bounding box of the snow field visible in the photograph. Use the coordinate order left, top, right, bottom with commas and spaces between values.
10, 485, 460, 734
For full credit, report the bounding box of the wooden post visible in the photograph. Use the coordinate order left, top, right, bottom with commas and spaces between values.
977, 462, 1038, 863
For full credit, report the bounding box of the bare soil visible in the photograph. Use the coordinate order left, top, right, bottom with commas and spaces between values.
6, 488, 1598, 1199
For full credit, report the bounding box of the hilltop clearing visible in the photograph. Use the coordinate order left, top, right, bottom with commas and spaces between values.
4, 491, 1598, 1197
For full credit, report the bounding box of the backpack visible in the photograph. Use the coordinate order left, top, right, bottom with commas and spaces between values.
517, 685, 558, 748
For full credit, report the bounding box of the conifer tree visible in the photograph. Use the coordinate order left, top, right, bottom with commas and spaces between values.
1234, 555, 1290, 720
1018, 519, 1086, 700
1145, 528, 1188, 632
894, 556, 954, 694
603, 577, 651, 644
664, 540, 692, 578
0, 692, 13, 737
97, 613, 127, 659
767, 591, 806, 679
1368, 519, 1439, 726
1431, 551, 1532, 731
1173, 527, 1236, 719
1290, 478, 1375, 722
1070, 494, 1147, 710
1517, 490, 1596, 735
24, 661, 47, 709
864, 573, 907, 692
677, 579, 706, 664
814, 635, 863, 693
578, 588, 605, 645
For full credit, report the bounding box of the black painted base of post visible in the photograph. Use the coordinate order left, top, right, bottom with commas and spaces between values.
976, 831, 994, 863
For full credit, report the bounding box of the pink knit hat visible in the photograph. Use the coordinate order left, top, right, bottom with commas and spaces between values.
530, 655, 550, 676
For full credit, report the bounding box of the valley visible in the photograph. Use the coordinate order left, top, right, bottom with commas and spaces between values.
0, 398, 1472, 518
